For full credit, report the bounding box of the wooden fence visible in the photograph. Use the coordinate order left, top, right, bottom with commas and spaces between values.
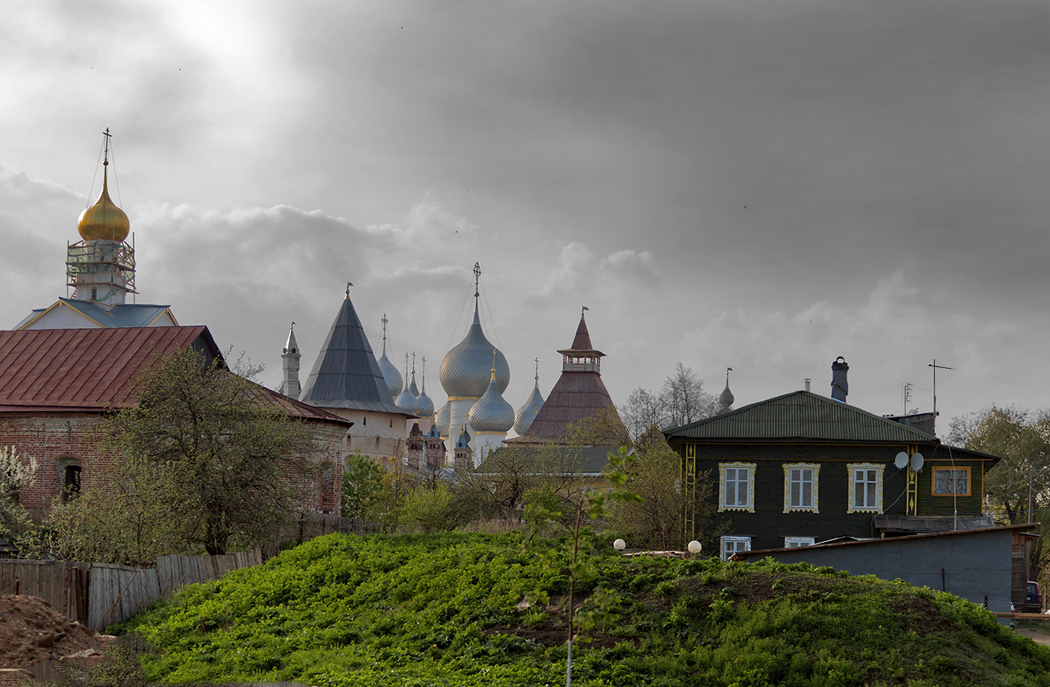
0, 559, 89, 623
0, 513, 374, 631
0, 550, 264, 631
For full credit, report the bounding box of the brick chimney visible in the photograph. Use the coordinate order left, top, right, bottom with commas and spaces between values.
831, 357, 849, 402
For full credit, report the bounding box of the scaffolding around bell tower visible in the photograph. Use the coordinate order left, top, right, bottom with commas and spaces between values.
66, 237, 137, 307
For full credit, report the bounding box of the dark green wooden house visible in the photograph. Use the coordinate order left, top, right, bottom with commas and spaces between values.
663, 391, 1000, 560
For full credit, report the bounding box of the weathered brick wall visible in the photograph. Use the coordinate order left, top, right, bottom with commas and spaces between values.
0, 412, 117, 516
1, 412, 345, 518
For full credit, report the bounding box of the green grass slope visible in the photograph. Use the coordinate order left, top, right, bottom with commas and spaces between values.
120, 532, 1050, 687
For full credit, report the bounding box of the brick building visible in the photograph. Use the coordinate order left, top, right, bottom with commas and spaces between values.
0, 326, 351, 516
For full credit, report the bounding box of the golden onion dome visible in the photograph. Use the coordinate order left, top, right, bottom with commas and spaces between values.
77, 162, 130, 242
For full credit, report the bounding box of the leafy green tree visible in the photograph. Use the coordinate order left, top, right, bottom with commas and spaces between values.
953, 406, 1050, 581
399, 482, 461, 534
608, 434, 725, 551
50, 349, 317, 560
959, 406, 1050, 525
341, 451, 385, 520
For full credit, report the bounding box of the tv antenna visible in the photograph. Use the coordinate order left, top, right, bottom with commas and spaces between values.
928, 359, 954, 417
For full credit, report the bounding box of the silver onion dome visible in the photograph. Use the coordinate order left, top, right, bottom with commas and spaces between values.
440, 308, 510, 398
377, 314, 403, 400
378, 352, 402, 400
514, 382, 545, 436
467, 372, 515, 433
435, 401, 451, 436
394, 358, 418, 414
416, 387, 435, 419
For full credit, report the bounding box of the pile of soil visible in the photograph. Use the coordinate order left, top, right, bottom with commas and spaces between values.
0, 595, 109, 670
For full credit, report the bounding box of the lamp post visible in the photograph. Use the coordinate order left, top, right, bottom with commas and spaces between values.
613, 538, 626, 553
688, 540, 702, 558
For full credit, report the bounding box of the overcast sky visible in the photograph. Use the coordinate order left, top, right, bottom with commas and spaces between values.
2, 0, 1048, 437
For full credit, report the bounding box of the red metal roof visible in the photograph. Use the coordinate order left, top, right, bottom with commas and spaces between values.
0, 327, 215, 411
0, 327, 349, 424
510, 370, 626, 445
557, 315, 604, 356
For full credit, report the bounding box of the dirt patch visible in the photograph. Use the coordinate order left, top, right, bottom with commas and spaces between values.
0, 595, 113, 670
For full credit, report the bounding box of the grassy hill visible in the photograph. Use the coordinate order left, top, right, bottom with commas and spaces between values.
119, 532, 1050, 686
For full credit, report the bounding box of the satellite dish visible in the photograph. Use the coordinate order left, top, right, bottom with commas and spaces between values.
894, 452, 909, 469
910, 452, 924, 471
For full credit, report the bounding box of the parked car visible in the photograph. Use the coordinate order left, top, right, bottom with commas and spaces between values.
1022, 581, 1043, 613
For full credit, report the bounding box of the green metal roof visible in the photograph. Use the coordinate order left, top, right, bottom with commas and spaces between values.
663, 391, 940, 444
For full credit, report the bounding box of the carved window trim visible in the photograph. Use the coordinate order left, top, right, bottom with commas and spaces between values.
847, 463, 884, 513
718, 462, 756, 513
783, 463, 820, 513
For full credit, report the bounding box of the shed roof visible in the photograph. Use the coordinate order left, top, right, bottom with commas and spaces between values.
732, 523, 1039, 561
664, 390, 941, 444
298, 295, 410, 415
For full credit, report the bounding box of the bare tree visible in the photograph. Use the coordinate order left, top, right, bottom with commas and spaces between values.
661, 363, 716, 428
620, 387, 668, 442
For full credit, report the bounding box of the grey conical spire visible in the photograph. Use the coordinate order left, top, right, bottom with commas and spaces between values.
298, 289, 406, 414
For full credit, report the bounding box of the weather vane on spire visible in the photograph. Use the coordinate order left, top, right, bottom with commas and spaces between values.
346, 281, 353, 296
582, 305, 589, 317
473, 262, 481, 300
534, 357, 540, 383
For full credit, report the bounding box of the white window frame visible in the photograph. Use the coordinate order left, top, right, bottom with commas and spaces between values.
721, 536, 752, 560
718, 462, 757, 512
847, 463, 885, 513
783, 463, 820, 513
784, 536, 815, 548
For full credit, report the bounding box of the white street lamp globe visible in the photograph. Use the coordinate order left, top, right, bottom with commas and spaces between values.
687, 540, 702, 555
613, 538, 626, 551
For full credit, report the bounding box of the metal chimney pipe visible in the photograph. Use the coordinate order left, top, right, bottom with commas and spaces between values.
831, 357, 849, 402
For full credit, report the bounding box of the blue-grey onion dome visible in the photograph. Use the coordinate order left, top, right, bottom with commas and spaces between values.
378, 352, 403, 400
440, 309, 510, 398
514, 384, 545, 436
416, 388, 435, 418
719, 384, 734, 410
395, 377, 418, 414
435, 401, 451, 436
467, 374, 515, 433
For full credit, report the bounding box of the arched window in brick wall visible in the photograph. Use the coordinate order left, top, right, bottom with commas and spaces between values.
56, 457, 81, 501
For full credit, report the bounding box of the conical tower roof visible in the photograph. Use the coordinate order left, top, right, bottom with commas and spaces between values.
511, 310, 625, 445
299, 291, 408, 414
